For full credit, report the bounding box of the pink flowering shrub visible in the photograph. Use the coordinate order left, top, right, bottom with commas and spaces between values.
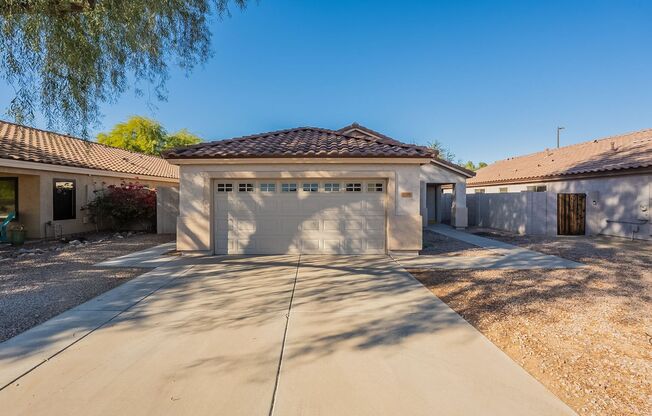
84, 182, 156, 231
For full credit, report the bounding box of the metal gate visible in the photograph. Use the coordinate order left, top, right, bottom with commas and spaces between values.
557, 193, 586, 235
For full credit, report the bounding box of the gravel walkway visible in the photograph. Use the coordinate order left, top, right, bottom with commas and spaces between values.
0, 233, 174, 342
409, 230, 652, 416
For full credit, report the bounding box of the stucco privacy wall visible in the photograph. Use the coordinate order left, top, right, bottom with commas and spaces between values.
468, 173, 652, 240
1, 165, 177, 238
176, 162, 425, 253
157, 186, 179, 234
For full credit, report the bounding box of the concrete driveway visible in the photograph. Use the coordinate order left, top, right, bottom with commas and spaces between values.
0, 255, 575, 415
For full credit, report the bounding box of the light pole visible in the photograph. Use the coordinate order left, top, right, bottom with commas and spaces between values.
557, 126, 565, 148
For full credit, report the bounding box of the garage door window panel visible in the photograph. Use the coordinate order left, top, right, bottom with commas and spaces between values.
282, 183, 297, 193
302, 183, 319, 192
217, 183, 233, 192
367, 183, 384, 192
260, 183, 276, 192
345, 183, 362, 192
324, 183, 340, 192
238, 183, 254, 192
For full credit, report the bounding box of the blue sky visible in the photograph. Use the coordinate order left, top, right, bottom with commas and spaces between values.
2, 0, 651, 163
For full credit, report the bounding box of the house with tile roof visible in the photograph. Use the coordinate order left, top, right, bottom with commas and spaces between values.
163, 124, 473, 255
466, 129, 652, 240
0, 120, 179, 239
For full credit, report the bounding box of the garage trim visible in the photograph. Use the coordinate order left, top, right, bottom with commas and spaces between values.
209, 171, 398, 255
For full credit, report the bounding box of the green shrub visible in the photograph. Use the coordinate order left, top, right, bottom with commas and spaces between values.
84, 182, 156, 231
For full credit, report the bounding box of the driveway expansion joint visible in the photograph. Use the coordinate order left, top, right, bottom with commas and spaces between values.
268, 254, 301, 416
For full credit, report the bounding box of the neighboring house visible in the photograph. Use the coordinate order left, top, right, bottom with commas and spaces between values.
163, 124, 473, 255
467, 129, 652, 240
0, 120, 179, 239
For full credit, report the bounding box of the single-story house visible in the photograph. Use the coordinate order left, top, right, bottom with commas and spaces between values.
0, 120, 179, 239
466, 128, 652, 240
163, 124, 474, 255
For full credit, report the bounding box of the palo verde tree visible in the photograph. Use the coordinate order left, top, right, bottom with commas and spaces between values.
0, 0, 247, 136
97, 116, 202, 156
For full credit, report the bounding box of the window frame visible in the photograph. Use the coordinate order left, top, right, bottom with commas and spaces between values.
260, 183, 276, 193
474, 189, 486, 194
281, 183, 297, 193
0, 177, 18, 220
216, 183, 233, 193
52, 179, 76, 221
324, 183, 340, 193
302, 183, 319, 192
366, 182, 384, 192
345, 183, 362, 192
238, 183, 254, 193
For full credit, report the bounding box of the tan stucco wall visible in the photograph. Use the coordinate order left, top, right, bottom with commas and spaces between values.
175, 162, 426, 254
0, 165, 178, 239
419, 163, 470, 228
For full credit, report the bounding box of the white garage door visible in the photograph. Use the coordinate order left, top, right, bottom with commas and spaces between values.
214, 180, 386, 254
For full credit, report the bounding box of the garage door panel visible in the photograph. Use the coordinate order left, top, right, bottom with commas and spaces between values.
301, 220, 320, 231
343, 220, 363, 230
366, 218, 385, 231
216, 181, 386, 254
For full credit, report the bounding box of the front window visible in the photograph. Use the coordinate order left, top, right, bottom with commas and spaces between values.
282, 183, 297, 193
302, 183, 318, 192
527, 185, 547, 192
238, 183, 254, 192
324, 183, 340, 192
0, 178, 18, 220
345, 183, 362, 192
260, 183, 276, 192
53, 180, 76, 220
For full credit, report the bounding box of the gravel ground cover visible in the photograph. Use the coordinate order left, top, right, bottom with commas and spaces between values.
420, 229, 499, 257
0, 232, 174, 342
409, 229, 652, 416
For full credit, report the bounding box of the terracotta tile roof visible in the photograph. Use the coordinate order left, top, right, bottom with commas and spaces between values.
163, 126, 435, 159
338, 122, 475, 177
337, 122, 406, 146
0, 120, 179, 179
468, 128, 652, 186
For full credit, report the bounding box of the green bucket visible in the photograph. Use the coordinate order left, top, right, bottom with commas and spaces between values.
10, 229, 26, 246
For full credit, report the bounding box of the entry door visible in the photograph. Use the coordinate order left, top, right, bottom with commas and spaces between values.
557, 193, 586, 235
214, 180, 387, 254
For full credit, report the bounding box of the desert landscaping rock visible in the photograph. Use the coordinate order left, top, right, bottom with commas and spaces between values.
0, 233, 174, 342
409, 230, 651, 416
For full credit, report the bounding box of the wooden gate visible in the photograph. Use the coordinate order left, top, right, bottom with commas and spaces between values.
557, 193, 586, 235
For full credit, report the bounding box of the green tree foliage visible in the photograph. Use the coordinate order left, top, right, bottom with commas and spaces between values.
165, 129, 203, 151
463, 161, 488, 171
0, 0, 247, 136
428, 140, 456, 162
428, 140, 487, 170
97, 116, 202, 155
